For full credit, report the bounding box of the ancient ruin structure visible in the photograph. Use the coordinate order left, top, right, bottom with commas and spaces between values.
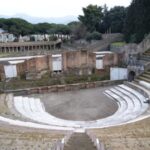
0, 50, 118, 80
0, 40, 62, 52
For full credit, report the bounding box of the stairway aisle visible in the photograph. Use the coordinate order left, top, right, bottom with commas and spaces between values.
64, 133, 97, 150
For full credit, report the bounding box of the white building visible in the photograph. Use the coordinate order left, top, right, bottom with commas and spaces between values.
0, 33, 15, 43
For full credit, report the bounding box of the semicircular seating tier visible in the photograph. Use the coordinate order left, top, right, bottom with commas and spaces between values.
0, 83, 149, 131
0, 122, 71, 150
4, 84, 149, 129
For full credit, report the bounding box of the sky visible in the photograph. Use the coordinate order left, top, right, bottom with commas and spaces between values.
0, 0, 132, 18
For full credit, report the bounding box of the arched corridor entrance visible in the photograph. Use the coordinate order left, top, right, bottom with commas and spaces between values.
128, 71, 136, 82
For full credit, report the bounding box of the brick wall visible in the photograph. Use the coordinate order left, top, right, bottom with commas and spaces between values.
25, 56, 49, 73
103, 53, 118, 68
63, 50, 96, 75
0, 50, 119, 80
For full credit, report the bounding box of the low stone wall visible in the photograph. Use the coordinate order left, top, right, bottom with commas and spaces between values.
4, 80, 124, 95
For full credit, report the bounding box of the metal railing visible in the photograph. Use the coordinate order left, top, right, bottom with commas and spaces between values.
86, 131, 105, 150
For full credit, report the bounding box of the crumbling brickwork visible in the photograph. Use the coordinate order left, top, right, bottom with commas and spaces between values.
0, 50, 119, 80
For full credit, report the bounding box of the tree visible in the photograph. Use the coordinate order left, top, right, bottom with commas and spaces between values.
108, 6, 127, 33
98, 4, 110, 33
100, 6, 127, 33
34, 23, 52, 34
124, 0, 150, 43
86, 31, 102, 42
0, 18, 71, 36
55, 24, 71, 35
78, 5, 103, 32
68, 21, 87, 40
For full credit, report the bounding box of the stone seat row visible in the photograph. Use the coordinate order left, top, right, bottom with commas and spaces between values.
86, 82, 150, 150
0, 83, 149, 130
0, 82, 149, 149
10, 84, 149, 129
98, 84, 149, 128
0, 122, 67, 150
136, 70, 150, 89
88, 117, 150, 150
0, 83, 149, 128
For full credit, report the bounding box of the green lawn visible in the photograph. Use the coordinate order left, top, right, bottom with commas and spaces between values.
111, 42, 126, 47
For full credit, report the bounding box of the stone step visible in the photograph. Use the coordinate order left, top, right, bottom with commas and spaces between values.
134, 79, 140, 83
142, 52, 150, 56
144, 50, 150, 54
138, 80, 150, 90
64, 133, 96, 150
124, 81, 150, 98
141, 74, 150, 79
145, 71, 150, 75
143, 52, 150, 56
140, 55, 150, 61
115, 86, 142, 108
137, 76, 150, 83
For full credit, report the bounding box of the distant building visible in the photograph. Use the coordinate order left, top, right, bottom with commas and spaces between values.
0, 33, 15, 43
0, 40, 61, 52
0, 28, 5, 34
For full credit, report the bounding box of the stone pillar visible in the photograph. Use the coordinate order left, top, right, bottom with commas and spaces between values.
4, 47, 7, 53
29, 46, 31, 50
11, 47, 13, 53
22, 46, 25, 52
17, 47, 18, 52
48, 45, 50, 50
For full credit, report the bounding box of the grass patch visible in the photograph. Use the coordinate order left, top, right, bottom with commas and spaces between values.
0, 73, 110, 90
111, 42, 126, 47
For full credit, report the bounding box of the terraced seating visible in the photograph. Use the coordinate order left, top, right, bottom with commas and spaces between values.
0, 123, 68, 150
0, 83, 149, 129
135, 70, 150, 89
87, 117, 150, 150
125, 81, 150, 99
0, 93, 50, 123
86, 81, 150, 150
0, 82, 149, 149
14, 96, 81, 128
101, 84, 149, 126
143, 49, 150, 56
11, 84, 148, 129
0, 94, 74, 150
140, 49, 150, 61
138, 81, 150, 89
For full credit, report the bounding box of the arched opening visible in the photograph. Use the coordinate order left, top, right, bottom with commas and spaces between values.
128, 71, 136, 82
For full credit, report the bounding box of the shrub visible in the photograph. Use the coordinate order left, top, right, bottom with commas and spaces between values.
86, 31, 102, 42
49, 36, 58, 41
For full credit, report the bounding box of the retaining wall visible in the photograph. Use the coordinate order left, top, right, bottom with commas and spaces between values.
3, 80, 124, 95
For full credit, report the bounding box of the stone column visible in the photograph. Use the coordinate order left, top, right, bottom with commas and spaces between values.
4, 47, 7, 53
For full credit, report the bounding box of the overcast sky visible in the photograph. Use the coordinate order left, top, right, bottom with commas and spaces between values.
0, 0, 132, 18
